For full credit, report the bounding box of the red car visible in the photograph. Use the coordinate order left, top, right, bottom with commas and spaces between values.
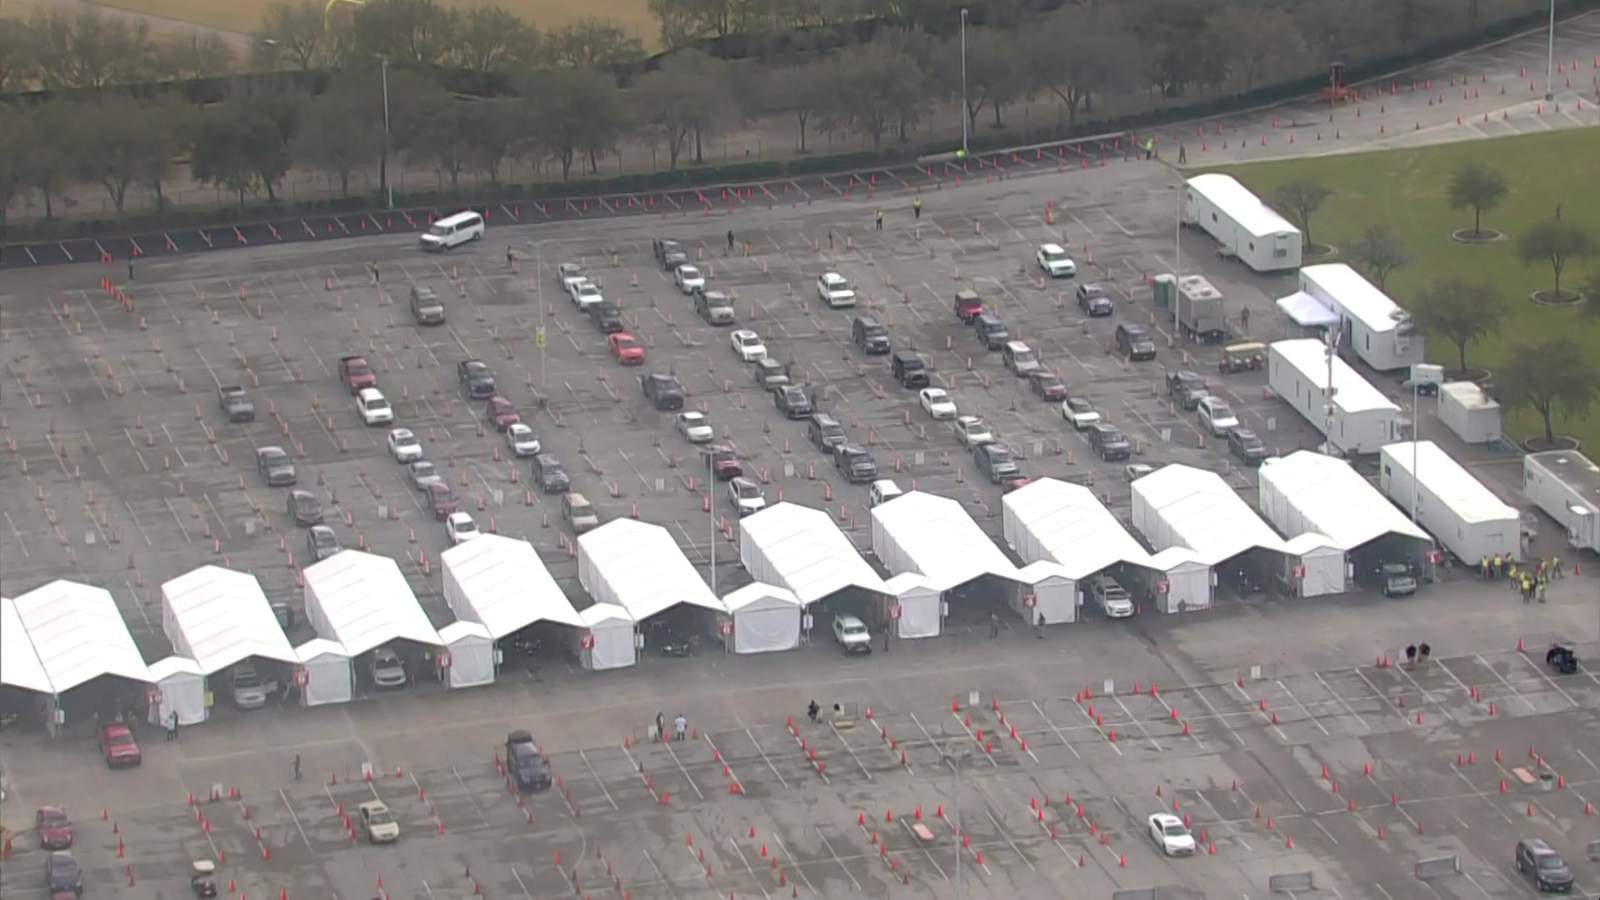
426, 481, 459, 520
705, 444, 743, 480
485, 396, 521, 431
99, 723, 141, 768
608, 332, 646, 365
36, 807, 74, 849
339, 355, 377, 393
1001, 475, 1033, 494
1028, 371, 1068, 402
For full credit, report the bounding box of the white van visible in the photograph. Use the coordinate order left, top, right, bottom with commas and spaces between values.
419, 210, 484, 251
1090, 575, 1134, 618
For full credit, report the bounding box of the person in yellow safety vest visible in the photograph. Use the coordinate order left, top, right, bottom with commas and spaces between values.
1143, 138, 1154, 160
874, 208, 884, 232
1480, 555, 1490, 578
1492, 553, 1502, 578
912, 196, 922, 220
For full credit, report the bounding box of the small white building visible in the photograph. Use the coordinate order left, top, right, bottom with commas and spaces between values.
737, 502, 894, 634
1523, 450, 1600, 553
718, 583, 802, 654
575, 603, 636, 671
1289, 264, 1423, 371
1438, 381, 1502, 445
883, 573, 942, 639
1132, 464, 1296, 600
436, 621, 495, 689
1380, 441, 1520, 564
1269, 339, 1402, 455
1182, 173, 1302, 272
294, 638, 352, 706
146, 656, 207, 727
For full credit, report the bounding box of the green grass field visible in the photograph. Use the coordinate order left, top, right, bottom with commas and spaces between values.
1211, 128, 1600, 451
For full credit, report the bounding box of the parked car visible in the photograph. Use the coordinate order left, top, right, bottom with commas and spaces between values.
506, 423, 541, 457
727, 477, 767, 516
409, 285, 445, 325
891, 351, 930, 388
408, 460, 443, 491
1088, 423, 1131, 461
919, 387, 958, 420
816, 272, 856, 308
230, 662, 275, 709
505, 730, 553, 791
832, 614, 872, 654
675, 411, 715, 443
641, 373, 686, 411
387, 427, 423, 463
369, 647, 407, 689
1147, 813, 1196, 856
1377, 561, 1418, 597
1061, 397, 1101, 430
446, 511, 480, 545
608, 332, 646, 365
562, 492, 599, 532
485, 396, 521, 431
35, 807, 74, 850
1036, 243, 1077, 278
339, 354, 377, 393
1227, 427, 1269, 465
833, 443, 878, 483
457, 359, 496, 398
588, 302, 623, 333
256, 446, 297, 486
773, 385, 813, 419
729, 329, 766, 362
852, 316, 891, 354
973, 442, 1021, 484
569, 279, 603, 310
807, 413, 847, 452
1513, 838, 1574, 893
1002, 341, 1041, 377
99, 723, 141, 768
752, 358, 789, 389
358, 801, 401, 843
1028, 371, 1068, 401
1196, 396, 1239, 436
973, 313, 1010, 350
306, 524, 342, 561
556, 262, 586, 293
953, 415, 994, 448
674, 264, 706, 294
532, 454, 571, 494
1115, 323, 1157, 360
355, 388, 394, 425
45, 850, 83, 895
652, 238, 688, 271
695, 290, 735, 325
953, 289, 983, 322
1076, 283, 1113, 317
1165, 370, 1208, 410
218, 385, 255, 422
705, 444, 743, 480
1090, 575, 1135, 617
425, 482, 459, 519
869, 479, 904, 507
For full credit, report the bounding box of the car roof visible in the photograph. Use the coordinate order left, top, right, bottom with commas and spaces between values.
391, 427, 415, 437
1005, 340, 1031, 351
1040, 242, 1066, 253
536, 453, 560, 464
448, 511, 474, 524
1151, 812, 1182, 826
259, 445, 286, 456
358, 387, 384, 400
822, 272, 844, 281
836, 614, 865, 625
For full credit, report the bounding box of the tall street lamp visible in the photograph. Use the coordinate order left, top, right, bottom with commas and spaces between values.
1544, 0, 1557, 102
379, 57, 394, 209
959, 8, 970, 157
942, 738, 972, 900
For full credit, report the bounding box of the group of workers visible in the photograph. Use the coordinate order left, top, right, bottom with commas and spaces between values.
1480, 554, 1564, 604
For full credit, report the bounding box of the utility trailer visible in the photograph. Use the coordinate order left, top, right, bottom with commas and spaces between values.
1523, 450, 1600, 553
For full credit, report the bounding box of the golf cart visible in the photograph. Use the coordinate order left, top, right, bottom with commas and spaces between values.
1546, 643, 1579, 675
1218, 341, 1265, 374
191, 860, 218, 897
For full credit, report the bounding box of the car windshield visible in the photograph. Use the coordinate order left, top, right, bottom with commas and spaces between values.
1536, 854, 1565, 870
396, 434, 417, 447
616, 337, 640, 349
828, 278, 851, 291
261, 450, 286, 464
1237, 431, 1261, 446
53, 857, 81, 876
431, 485, 455, 501
1068, 399, 1093, 413
465, 363, 487, 377
738, 334, 759, 345
346, 360, 371, 374
1209, 402, 1233, 418
233, 669, 261, 688
41, 810, 68, 826
374, 652, 400, 667
682, 413, 705, 425
1102, 429, 1126, 442
1043, 248, 1068, 261
426, 224, 450, 236
313, 531, 336, 547
736, 483, 761, 498
987, 447, 1013, 462
368, 398, 389, 411
1381, 563, 1410, 575
681, 267, 700, 278
455, 519, 478, 533
842, 623, 867, 636
107, 731, 134, 747
1164, 823, 1187, 836
1127, 327, 1149, 339
413, 462, 436, 477
1013, 349, 1036, 363
367, 808, 395, 825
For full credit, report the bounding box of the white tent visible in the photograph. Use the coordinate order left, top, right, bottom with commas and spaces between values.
1281, 534, 1347, 597
161, 566, 298, 675
294, 638, 352, 706
147, 656, 207, 726
441, 534, 583, 638
1131, 465, 1290, 565
1004, 478, 1164, 622
578, 519, 723, 622
436, 621, 495, 689
301, 551, 441, 657
1, 596, 53, 694
872, 491, 1021, 592
12, 580, 151, 692
1146, 548, 1211, 613
576, 603, 636, 671
739, 503, 890, 606
1015, 561, 1077, 625
719, 583, 801, 654
884, 573, 941, 639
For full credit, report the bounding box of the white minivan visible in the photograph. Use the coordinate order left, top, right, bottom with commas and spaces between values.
419, 210, 484, 251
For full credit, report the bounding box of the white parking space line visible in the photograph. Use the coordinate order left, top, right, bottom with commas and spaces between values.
827, 721, 874, 781
813, 826, 862, 891
577, 749, 619, 811
769, 830, 821, 896
1312, 672, 1375, 732
1514, 650, 1581, 707
278, 787, 314, 850
1274, 679, 1331, 737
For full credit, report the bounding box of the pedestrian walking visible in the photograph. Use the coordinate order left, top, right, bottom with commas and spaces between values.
1036, 611, 1046, 638
1492, 554, 1502, 579
988, 613, 1000, 638
165, 711, 178, 741
506, 246, 515, 268
128, 259, 135, 281
726, 229, 735, 252
827, 230, 835, 251
912, 196, 923, 220
1240, 306, 1250, 333
655, 711, 665, 743
371, 262, 381, 284
807, 700, 820, 724
1553, 556, 1564, 579
293, 753, 302, 781
1479, 555, 1489, 579
881, 629, 889, 653
874, 209, 884, 232
1177, 142, 1188, 165
1537, 578, 1547, 604
673, 713, 687, 742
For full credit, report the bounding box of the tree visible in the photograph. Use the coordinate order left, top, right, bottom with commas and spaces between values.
1409, 277, 1504, 374
0, 104, 29, 231
0, 16, 35, 91
758, 60, 829, 152
19, 103, 75, 220
1447, 160, 1508, 236
1273, 179, 1331, 250
295, 77, 382, 196
192, 96, 301, 205
941, 27, 1025, 131
1348, 225, 1410, 290
635, 54, 717, 170
411, 92, 472, 189
257, 0, 330, 71
29, 9, 157, 90
138, 98, 192, 210
827, 44, 921, 149
1517, 219, 1593, 298
191, 113, 259, 206
1029, 8, 1137, 132
157, 31, 235, 81
648, 0, 756, 48
352, 0, 457, 66
542, 19, 644, 68
70, 99, 175, 215
452, 6, 536, 72
1499, 338, 1600, 446
1206, 5, 1302, 92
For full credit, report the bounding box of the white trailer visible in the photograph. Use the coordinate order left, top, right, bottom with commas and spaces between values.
1182, 174, 1301, 272
1176, 274, 1228, 341
1437, 381, 1502, 445
1380, 441, 1520, 564
1297, 264, 1423, 372
1523, 450, 1600, 553
1269, 339, 1401, 455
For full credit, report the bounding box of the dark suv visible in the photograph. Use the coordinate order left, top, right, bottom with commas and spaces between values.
973, 442, 1021, 484
807, 413, 847, 453
1115, 323, 1157, 361
458, 359, 496, 399
851, 316, 891, 354
891, 351, 929, 388
1513, 838, 1573, 893
1165, 369, 1208, 409
833, 444, 879, 483
506, 730, 553, 791
1088, 423, 1131, 461
532, 454, 571, 494
1076, 283, 1113, 317
773, 385, 813, 419
588, 302, 623, 333
652, 238, 688, 271
641, 373, 685, 411
973, 313, 1010, 350
1227, 427, 1269, 465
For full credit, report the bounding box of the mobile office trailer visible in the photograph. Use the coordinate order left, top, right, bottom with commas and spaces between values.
1379, 441, 1520, 564
1297, 264, 1423, 372
1182, 174, 1302, 272
1269, 339, 1402, 455
1523, 450, 1600, 553
1175, 274, 1228, 342
1437, 381, 1502, 445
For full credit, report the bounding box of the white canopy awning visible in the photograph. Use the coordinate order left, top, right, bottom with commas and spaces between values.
295, 637, 351, 662
739, 503, 890, 605
722, 582, 803, 613
441, 534, 583, 638
578, 519, 723, 621
1258, 451, 1432, 551
1, 596, 54, 693
1276, 290, 1339, 328
302, 551, 441, 656
872, 492, 1021, 591
1132, 465, 1289, 565
437, 620, 493, 644
1003, 479, 1155, 578
11, 580, 151, 692
161, 565, 299, 675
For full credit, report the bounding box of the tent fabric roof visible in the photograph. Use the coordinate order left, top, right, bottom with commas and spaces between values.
440, 534, 583, 638
722, 582, 802, 613
11, 580, 151, 692
1259, 451, 1431, 550
578, 519, 723, 621
739, 503, 889, 605
161, 565, 299, 674
578, 603, 634, 627
1301, 264, 1407, 334
148, 656, 205, 680
1133, 465, 1289, 565
302, 551, 441, 656
1282, 533, 1342, 555
295, 638, 350, 662
872, 491, 1021, 591
1, 596, 54, 693
1276, 290, 1340, 328
1003, 479, 1155, 578
437, 620, 493, 644
1271, 339, 1400, 414
1187, 174, 1300, 239
1381, 441, 1519, 524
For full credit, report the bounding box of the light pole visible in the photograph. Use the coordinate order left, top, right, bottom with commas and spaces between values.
708, 452, 718, 593
942, 739, 971, 900
1544, 0, 1556, 102
959, 8, 970, 157
380, 57, 394, 209
1173, 185, 1183, 341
